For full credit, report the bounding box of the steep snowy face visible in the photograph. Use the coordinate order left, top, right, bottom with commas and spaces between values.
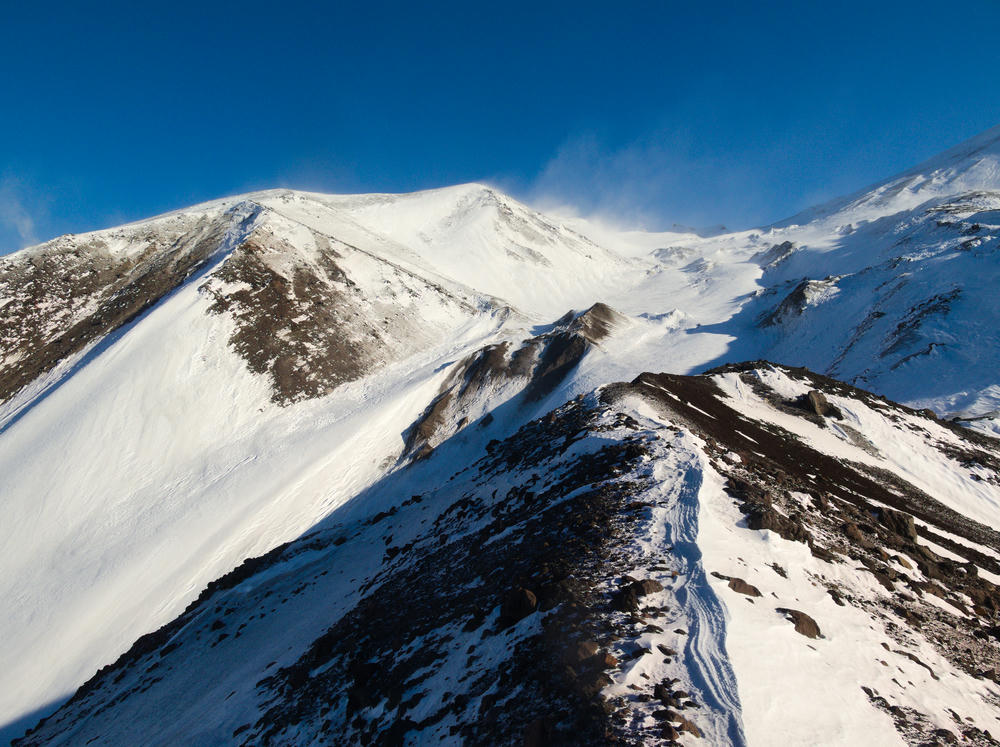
4, 124, 1000, 745
0, 201, 243, 409
723, 185, 1000, 433
17, 365, 1000, 747
249, 185, 642, 319
0, 189, 524, 741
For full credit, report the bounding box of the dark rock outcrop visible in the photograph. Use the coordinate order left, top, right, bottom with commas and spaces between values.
807, 389, 834, 417
612, 579, 664, 612
727, 577, 762, 598
500, 587, 538, 627
776, 608, 822, 639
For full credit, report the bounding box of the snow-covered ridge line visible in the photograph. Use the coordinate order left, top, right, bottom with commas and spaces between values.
0, 200, 261, 407
15, 362, 1000, 746
3, 124, 1000, 745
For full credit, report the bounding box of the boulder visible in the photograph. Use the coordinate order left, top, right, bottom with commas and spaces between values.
877, 508, 918, 541
661, 724, 681, 740
933, 728, 958, 744
677, 716, 702, 737
807, 390, 834, 417
871, 570, 895, 592
727, 577, 762, 597
500, 587, 537, 627
598, 652, 619, 669
776, 607, 822, 638
634, 579, 664, 595
745, 503, 811, 544
612, 579, 664, 612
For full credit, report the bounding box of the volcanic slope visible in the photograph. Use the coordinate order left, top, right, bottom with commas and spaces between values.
0, 186, 634, 739
3, 124, 1000, 743
15, 364, 1000, 747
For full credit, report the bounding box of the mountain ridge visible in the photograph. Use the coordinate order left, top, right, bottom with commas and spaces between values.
2, 125, 1000, 745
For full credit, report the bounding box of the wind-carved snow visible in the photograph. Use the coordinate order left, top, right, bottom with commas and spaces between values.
600, 410, 747, 745
3, 124, 1000, 744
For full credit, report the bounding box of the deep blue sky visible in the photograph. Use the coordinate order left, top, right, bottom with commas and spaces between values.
2, 0, 999, 252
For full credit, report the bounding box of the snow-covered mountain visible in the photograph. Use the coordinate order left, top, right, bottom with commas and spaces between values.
2, 125, 1000, 746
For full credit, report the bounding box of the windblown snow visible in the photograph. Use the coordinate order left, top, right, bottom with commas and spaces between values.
2, 125, 1000, 745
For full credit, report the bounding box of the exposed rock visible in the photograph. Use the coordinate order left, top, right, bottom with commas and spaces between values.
575, 671, 612, 699
877, 508, 919, 541
727, 577, 762, 597
807, 390, 834, 417
677, 715, 702, 738
751, 240, 796, 268
0, 213, 231, 405
744, 503, 811, 544
871, 570, 895, 592
843, 522, 868, 546
635, 579, 664, 595
568, 302, 629, 343
598, 652, 619, 669
403, 302, 631, 458
564, 640, 600, 666
934, 727, 958, 743
760, 278, 838, 327
500, 587, 538, 627
776, 608, 822, 639
612, 579, 664, 612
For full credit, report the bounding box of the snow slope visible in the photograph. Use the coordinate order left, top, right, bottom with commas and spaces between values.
3, 124, 1000, 744
0, 193, 519, 740
14, 364, 1000, 746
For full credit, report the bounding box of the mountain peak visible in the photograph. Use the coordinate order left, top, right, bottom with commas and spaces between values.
4, 126, 1000, 746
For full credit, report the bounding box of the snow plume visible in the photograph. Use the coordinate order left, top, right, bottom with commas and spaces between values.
528, 131, 675, 229
526, 126, 820, 234
0, 177, 39, 253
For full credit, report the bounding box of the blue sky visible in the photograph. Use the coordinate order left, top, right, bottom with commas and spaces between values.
2, 0, 999, 251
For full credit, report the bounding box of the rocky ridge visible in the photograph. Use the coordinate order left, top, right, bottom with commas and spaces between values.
15, 362, 1000, 746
